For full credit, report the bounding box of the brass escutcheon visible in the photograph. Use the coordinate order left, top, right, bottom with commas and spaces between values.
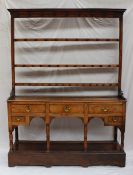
102, 107, 109, 112
112, 116, 118, 122
64, 105, 71, 113
25, 105, 31, 112
16, 117, 22, 121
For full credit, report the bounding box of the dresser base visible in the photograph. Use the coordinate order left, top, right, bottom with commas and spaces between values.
8, 141, 126, 167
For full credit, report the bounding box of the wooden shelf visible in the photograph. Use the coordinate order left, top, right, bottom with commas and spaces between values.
15, 64, 119, 68
8, 141, 126, 167
15, 83, 118, 87
14, 38, 119, 42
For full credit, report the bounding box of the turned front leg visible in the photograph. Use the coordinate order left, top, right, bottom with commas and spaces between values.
9, 127, 14, 151
120, 128, 125, 150
84, 124, 88, 151
15, 126, 19, 150
46, 123, 50, 151
83, 117, 88, 152
114, 126, 117, 142
15, 127, 19, 142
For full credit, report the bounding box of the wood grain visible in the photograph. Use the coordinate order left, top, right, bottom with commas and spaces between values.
8, 141, 126, 167
15, 64, 119, 68
14, 38, 119, 42
8, 8, 126, 18
15, 83, 119, 87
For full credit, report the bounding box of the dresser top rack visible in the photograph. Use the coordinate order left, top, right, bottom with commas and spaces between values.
8, 8, 126, 99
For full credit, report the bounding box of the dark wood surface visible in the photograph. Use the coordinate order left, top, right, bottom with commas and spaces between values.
15, 64, 119, 68
118, 16, 123, 95
15, 83, 119, 87
11, 16, 15, 96
14, 38, 119, 42
8, 8, 126, 18
8, 96, 125, 101
8, 141, 126, 167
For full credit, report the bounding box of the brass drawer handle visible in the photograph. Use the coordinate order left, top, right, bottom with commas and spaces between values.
112, 116, 118, 122
16, 117, 22, 121
102, 107, 109, 112
25, 105, 31, 112
64, 105, 71, 113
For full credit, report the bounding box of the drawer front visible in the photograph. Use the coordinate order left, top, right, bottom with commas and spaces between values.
106, 116, 123, 126
49, 104, 84, 114
11, 116, 26, 125
88, 104, 123, 115
11, 104, 45, 113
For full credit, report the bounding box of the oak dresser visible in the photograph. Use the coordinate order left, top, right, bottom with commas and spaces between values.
7, 8, 126, 167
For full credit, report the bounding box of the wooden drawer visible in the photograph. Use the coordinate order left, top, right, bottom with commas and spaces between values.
11, 104, 45, 114
106, 116, 123, 126
11, 116, 26, 125
88, 103, 123, 115
49, 103, 84, 114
